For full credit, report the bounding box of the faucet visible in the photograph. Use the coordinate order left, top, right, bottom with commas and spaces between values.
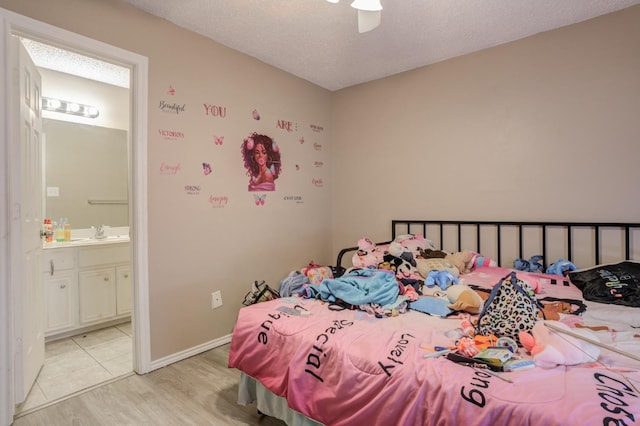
93, 225, 107, 239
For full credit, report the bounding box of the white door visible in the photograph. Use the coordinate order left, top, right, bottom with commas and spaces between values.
11, 36, 45, 405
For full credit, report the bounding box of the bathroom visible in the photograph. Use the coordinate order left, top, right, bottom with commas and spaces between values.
17, 37, 134, 414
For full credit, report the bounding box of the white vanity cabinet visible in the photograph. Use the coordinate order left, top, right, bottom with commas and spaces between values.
116, 265, 132, 315
43, 250, 78, 335
78, 268, 117, 324
43, 241, 131, 338
78, 243, 131, 326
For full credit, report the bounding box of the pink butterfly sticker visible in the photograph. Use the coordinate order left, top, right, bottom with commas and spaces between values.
214, 135, 224, 145
167, 85, 176, 96
253, 194, 266, 206
202, 163, 212, 175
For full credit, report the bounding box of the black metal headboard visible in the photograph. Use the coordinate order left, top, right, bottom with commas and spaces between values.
335, 220, 640, 276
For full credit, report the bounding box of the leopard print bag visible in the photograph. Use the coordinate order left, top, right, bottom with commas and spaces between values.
475, 271, 542, 347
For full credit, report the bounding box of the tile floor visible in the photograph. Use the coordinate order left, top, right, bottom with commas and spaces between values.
16, 322, 133, 415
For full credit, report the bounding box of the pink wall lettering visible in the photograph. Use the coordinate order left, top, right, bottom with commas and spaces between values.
276, 119, 298, 132
314, 161, 324, 167
203, 103, 227, 118
158, 129, 185, 140
312, 178, 324, 187
160, 162, 181, 175
209, 195, 229, 208
314, 142, 322, 151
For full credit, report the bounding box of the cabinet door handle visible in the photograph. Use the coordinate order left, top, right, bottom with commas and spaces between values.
123, 274, 129, 279
50, 260, 54, 276
60, 284, 66, 289
104, 276, 109, 282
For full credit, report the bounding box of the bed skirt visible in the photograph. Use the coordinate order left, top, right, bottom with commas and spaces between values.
238, 372, 323, 426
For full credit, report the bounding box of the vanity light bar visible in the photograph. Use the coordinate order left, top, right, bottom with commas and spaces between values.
42, 96, 100, 118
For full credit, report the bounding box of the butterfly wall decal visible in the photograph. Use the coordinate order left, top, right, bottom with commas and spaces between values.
214, 135, 224, 145
253, 194, 266, 206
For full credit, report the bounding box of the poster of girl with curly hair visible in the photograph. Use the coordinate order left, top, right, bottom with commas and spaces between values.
241, 132, 282, 192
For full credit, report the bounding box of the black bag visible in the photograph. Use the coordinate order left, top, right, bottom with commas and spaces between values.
568, 261, 640, 307
242, 280, 280, 306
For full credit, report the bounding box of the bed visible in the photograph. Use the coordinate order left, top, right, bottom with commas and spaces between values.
228, 220, 640, 426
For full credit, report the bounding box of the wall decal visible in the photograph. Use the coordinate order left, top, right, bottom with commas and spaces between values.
167, 85, 176, 96
310, 124, 324, 133
299, 136, 305, 144
158, 129, 185, 140
158, 101, 186, 114
209, 195, 229, 208
202, 163, 212, 176
252, 109, 261, 120
313, 142, 322, 151
253, 194, 266, 206
184, 185, 200, 195
160, 162, 181, 175
241, 132, 282, 192
284, 195, 303, 204
276, 119, 297, 132
203, 103, 227, 118
312, 178, 324, 187
213, 135, 224, 145
314, 161, 324, 168
296, 164, 300, 171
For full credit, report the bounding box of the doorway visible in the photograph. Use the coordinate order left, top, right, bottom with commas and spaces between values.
16, 36, 132, 415
0, 7, 150, 424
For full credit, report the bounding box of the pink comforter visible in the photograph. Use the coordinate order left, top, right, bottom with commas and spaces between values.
228, 269, 640, 426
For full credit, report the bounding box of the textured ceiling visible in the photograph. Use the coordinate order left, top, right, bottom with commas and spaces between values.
21, 38, 130, 88
126, 0, 639, 91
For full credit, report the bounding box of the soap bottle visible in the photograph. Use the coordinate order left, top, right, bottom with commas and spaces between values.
54, 222, 65, 242
44, 219, 53, 243
64, 222, 71, 242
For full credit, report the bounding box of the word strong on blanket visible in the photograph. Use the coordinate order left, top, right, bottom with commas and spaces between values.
378, 333, 416, 377
304, 319, 354, 383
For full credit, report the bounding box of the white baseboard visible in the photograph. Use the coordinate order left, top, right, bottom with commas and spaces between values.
148, 334, 232, 371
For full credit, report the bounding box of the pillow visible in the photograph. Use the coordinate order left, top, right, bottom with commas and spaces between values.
568, 261, 640, 307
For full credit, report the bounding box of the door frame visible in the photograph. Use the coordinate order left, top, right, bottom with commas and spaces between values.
0, 7, 150, 423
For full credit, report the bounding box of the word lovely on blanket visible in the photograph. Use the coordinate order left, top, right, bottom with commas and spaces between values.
230, 222, 640, 426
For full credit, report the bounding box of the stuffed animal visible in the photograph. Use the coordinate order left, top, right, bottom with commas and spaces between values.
513, 255, 544, 273
546, 259, 578, 276
519, 321, 601, 369
389, 241, 417, 267
352, 237, 384, 268
424, 270, 459, 290
418, 248, 448, 259
394, 234, 434, 253
381, 253, 420, 281
470, 252, 498, 269
416, 258, 459, 278
445, 250, 474, 275
444, 283, 484, 314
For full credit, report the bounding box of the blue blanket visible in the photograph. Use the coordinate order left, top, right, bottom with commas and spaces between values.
305, 269, 399, 306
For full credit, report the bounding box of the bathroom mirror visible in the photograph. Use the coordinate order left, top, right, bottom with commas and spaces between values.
44, 118, 129, 229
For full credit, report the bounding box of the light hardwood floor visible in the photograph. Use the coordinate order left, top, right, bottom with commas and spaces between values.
13, 344, 286, 426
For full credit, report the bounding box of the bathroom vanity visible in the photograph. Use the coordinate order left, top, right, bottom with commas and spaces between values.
42, 235, 131, 340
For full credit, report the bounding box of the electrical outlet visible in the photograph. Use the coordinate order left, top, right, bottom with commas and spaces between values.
211, 291, 223, 309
